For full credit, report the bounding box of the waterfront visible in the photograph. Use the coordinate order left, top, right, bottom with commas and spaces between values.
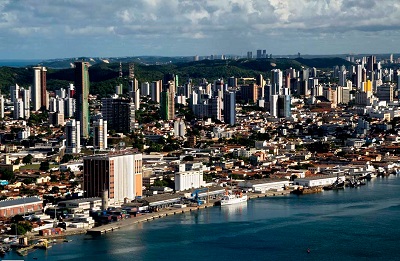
4, 176, 400, 261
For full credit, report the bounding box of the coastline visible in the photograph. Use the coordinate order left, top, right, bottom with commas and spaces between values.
86, 190, 291, 235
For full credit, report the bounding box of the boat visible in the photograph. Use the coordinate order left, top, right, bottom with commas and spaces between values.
291, 186, 322, 195
220, 191, 248, 206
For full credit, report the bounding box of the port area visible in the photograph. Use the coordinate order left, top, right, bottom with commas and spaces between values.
87, 190, 291, 236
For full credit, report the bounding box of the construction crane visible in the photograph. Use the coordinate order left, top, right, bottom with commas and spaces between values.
190, 188, 209, 205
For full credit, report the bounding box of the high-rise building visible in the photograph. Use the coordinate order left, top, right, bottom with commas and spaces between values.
93, 118, 107, 150
129, 79, 140, 110
228, 77, 237, 87
115, 84, 123, 95
367, 55, 376, 72
65, 119, 81, 154
257, 50, 262, 59
174, 119, 186, 138
241, 84, 259, 103
21, 89, 30, 119
64, 98, 76, 118
0, 95, 4, 119
270, 95, 279, 117
271, 69, 283, 94
83, 153, 143, 202
74, 62, 90, 139
278, 95, 291, 118
55, 88, 66, 99
151, 80, 162, 103
223, 91, 236, 126
160, 80, 175, 120
32, 66, 47, 111
355, 64, 363, 89
141, 82, 150, 97
339, 70, 347, 86
101, 97, 135, 133
10, 84, 19, 103
376, 84, 394, 102
13, 99, 24, 120
209, 96, 222, 121
247, 51, 253, 59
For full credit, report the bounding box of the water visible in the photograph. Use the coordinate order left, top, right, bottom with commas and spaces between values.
4, 176, 400, 261
0, 60, 42, 67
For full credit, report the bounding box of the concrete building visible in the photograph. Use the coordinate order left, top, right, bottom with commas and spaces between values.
0, 197, 43, 217
160, 81, 175, 120
223, 91, 236, 126
101, 97, 135, 133
294, 174, 346, 187
65, 119, 81, 154
32, 66, 47, 111
93, 118, 107, 150
238, 179, 290, 193
74, 62, 90, 139
0, 95, 4, 119
83, 153, 143, 203
174, 169, 205, 191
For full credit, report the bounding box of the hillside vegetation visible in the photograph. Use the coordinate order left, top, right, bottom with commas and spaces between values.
0, 57, 352, 97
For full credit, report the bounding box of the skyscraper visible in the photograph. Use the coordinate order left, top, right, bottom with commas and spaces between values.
223, 91, 236, 126
93, 118, 108, 150
74, 62, 90, 139
65, 119, 81, 154
101, 97, 135, 133
160, 80, 175, 120
277, 95, 291, 118
13, 99, 24, 120
271, 69, 283, 94
0, 95, 4, 119
32, 66, 47, 111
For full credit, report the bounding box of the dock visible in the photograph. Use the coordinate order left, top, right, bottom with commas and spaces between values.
87, 190, 291, 236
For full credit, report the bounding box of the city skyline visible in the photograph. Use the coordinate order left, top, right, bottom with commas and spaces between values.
1, 0, 400, 60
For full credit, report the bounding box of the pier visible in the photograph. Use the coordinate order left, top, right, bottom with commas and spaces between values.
87, 190, 291, 235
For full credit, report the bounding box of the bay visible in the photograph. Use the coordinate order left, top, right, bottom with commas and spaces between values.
5, 176, 400, 261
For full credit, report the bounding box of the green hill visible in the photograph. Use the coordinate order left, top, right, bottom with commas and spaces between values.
0, 57, 352, 96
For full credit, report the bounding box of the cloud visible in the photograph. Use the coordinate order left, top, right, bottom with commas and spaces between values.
0, 0, 400, 58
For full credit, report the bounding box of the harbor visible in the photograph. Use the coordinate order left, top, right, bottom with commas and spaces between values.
87, 190, 291, 235
3, 175, 400, 261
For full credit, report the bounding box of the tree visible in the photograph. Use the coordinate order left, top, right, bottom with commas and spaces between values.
22, 154, 33, 165
61, 154, 74, 163
10, 222, 32, 235
39, 161, 50, 171
1, 169, 14, 181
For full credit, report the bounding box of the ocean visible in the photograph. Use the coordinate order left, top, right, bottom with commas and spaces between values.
4, 176, 400, 261
0, 60, 42, 67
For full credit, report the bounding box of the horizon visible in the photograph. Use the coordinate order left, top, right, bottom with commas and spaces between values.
0, 52, 398, 62
1, 1, 400, 60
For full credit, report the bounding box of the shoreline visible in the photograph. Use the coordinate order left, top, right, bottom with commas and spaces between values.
86, 190, 292, 235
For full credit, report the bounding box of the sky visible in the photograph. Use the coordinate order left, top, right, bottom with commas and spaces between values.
1, 0, 400, 59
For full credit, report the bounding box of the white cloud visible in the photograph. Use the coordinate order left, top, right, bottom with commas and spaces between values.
0, 0, 400, 58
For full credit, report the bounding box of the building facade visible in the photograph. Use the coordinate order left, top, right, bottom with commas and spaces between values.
83, 153, 143, 203
74, 62, 90, 139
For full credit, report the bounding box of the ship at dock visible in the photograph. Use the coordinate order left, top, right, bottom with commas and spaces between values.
291, 186, 323, 195
219, 191, 248, 206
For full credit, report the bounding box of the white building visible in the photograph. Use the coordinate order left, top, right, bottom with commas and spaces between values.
238, 179, 290, 193
93, 118, 107, 150
174, 170, 205, 191
66, 119, 81, 153
174, 119, 186, 138
294, 174, 346, 187
84, 153, 143, 203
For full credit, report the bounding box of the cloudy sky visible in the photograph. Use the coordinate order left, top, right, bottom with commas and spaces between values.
1, 0, 399, 59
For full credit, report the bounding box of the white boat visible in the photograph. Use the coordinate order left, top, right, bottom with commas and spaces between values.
220, 193, 248, 206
